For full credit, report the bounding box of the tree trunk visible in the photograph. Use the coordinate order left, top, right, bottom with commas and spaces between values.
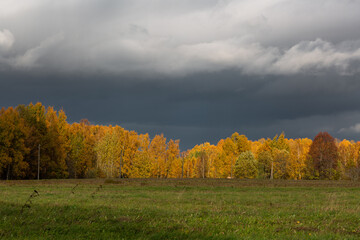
270, 160, 274, 180
6, 164, 11, 180
181, 157, 184, 178
119, 148, 124, 178
110, 159, 113, 178
202, 155, 205, 178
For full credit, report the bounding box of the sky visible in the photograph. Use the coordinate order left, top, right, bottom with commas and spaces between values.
1, 0, 360, 150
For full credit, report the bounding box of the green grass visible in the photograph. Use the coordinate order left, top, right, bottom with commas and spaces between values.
1, 179, 360, 239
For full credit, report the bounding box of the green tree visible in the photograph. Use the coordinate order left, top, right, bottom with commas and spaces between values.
270, 133, 290, 179
17, 103, 48, 179
17, 103, 69, 179
67, 120, 97, 178
234, 151, 258, 179
272, 148, 289, 179
257, 150, 272, 179
44, 107, 69, 178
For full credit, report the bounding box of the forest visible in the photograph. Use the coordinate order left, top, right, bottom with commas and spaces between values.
1, 103, 359, 180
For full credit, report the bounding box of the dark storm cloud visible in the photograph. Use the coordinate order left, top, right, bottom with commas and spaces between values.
2, 1, 360, 149
2, 70, 360, 149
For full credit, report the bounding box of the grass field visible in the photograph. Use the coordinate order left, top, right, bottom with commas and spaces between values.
1, 179, 360, 239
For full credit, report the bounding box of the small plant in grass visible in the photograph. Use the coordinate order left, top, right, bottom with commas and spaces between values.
104, 179, 118, 184
91, 184, 102, 198
70, 184, 79, 194
21, 190, 39, 213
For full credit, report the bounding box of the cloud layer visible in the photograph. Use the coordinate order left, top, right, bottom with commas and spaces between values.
2, 1, 360, 149
0, 29, 14, 51
1, 0, 360, 75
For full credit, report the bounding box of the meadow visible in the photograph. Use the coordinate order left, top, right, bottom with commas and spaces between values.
1, 179, 360, 239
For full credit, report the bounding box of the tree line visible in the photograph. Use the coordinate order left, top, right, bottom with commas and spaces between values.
1, 103, 359, 180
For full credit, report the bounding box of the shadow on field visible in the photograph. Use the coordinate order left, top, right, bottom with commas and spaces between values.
0, 201, 236, 240
3, 178, 360, 188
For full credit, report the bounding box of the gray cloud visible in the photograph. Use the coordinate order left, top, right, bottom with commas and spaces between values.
0, 29, 14, 51
339, 123, 360, 134
12, 33, 64, 69
1, 1, 360, 75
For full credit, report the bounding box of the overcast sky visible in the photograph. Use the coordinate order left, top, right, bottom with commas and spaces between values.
1, 0, 360, 149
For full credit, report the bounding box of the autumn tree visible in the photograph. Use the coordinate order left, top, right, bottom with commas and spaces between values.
212, 139, 228, 178
131, 133, 151, 178
95, 126, 122, 178
231, 132, 251, 154
121, 131, 140, 178
287, 138, 312, 180
222, 138, 237, 178
337, 139, 359, 180
149, 134, 167, 178
0, 107, 29, 179
204, 143, 219, 178
308, 132, 338, 179
6, 102, 360, 181
195, 148, 208, 178
183, 149, 197, 178
166, 139, 181, 178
